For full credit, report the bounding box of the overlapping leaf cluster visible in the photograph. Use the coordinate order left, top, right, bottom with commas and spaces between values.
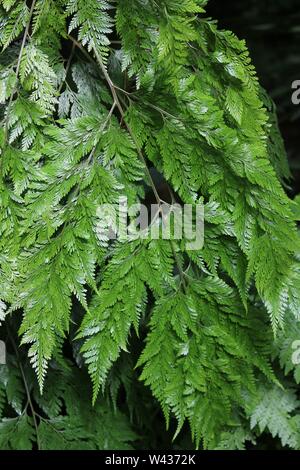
0, 0, 300, 450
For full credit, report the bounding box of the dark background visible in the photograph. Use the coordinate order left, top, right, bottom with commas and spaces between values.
207, 0, 300, 197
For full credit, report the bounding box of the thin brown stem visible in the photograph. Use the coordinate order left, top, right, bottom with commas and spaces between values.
170, 240, 188, 291
58, 42, 76, 94
6, 323, 41, 450
95, 50, 162, 205
68, 35, 161, 205
66, 35, 97, 67
68, 35, 190, 290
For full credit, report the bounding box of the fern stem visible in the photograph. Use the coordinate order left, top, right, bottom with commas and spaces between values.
170, 240, 188, 291
95, 52, 162, 204
68, 34, 192, 293
2, 0, 37, 149
68, 35, 162, 206
58, 42, 76, 94
92, 47, 192, 291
